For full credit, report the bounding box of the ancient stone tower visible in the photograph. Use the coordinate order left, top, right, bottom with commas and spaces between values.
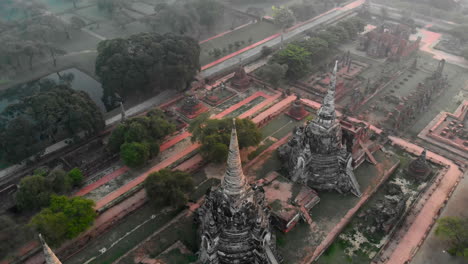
279, 61, 361, 197
196, 120, 282, 264
39, 234, 62, 264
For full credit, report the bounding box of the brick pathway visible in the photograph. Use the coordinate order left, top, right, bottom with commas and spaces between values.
213, 91, 270, 119
238, 92, 281, 119
74, 166, 130, 197
95, 143, 201, 210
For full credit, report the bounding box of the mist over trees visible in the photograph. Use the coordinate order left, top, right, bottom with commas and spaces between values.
272, 17, 365, 79
107, 109, 176, 167
95, 33, 200, 107
142, 0, 224, 37
0, 82, 104, 163
0, 2, 71, 73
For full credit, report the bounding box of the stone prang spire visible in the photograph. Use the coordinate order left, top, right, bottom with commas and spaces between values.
317, 61, 338, 128
221, 119, 248, 197
39, 234, 62, 264
196, 119, 282, 264
279, 60, 362, 197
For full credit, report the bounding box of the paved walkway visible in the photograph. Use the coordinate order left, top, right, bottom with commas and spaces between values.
95, 143, 201, 209
213, 91, 271, 119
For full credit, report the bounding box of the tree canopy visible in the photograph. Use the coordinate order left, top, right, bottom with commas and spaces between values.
272, 6, 296, 28
15, 167, 85, 211
30, 195, 96, 247
96, 33, 200, 107
0, 215, 32, 260
0, 13, 68, 72
16, 175, 53, 211
143, 0, 223, 36
268, 17, 365, 80
0, 83, 104, 163
272, 44, 311, 80
189, 117, 261, 163
108, 109, 176, 167
435, 216, 468, 258
257, 63, 288, 87
144, 169, 194, 208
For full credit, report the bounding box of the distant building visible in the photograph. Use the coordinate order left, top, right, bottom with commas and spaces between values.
358, 23, 421, 60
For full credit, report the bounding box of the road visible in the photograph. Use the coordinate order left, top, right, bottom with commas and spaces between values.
200, 0, 365, 78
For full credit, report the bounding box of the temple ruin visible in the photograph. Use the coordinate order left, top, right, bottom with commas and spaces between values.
358, 23, 421, 61
279, 61, 361, 197
230, 65, 251, 90
196, 120, 282, 264
407, 149, 432, 181
39, 234, 62, 264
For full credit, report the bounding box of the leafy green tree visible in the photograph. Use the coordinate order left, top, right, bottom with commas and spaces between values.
189, 118, 261, 163
272, 6, 296, 28
316, 30, 340, 48
338, 20, 357, 38
30, 195, 97, 247
15, 175, 52, 211
96, 33, 200, 107
48, 169, 72, 194
272, 44, 311, 79
67, 168, 84, 187
120, 142, 150, 168
257, 63, 288, 87
107, 109, 175, 166
326, 25, 350, 42
347, 17, 366, 33
435, 216, 468, 258
298, 37, 329, 60
0, 84, 104, 163
144, 169, 194, 208
108, 124, 127, 153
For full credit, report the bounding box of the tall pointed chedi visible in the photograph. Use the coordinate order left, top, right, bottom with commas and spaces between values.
196, 119, 282, 264
39, 234, 62, 264
279, 61, 361, 196
221, 119, 248, 197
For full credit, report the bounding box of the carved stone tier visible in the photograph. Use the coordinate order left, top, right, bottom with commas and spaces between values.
279, 61, 361, 197
196, 120, 282, 264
